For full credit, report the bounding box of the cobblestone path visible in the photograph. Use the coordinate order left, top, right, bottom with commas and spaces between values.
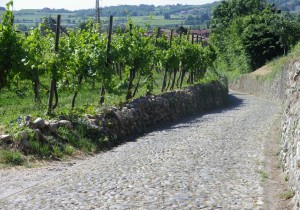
0, 91, 279, 209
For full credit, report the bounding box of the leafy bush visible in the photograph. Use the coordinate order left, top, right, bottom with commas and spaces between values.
0, 150, 24, 165
52, 145, 63, 158
211, 0, 300, 74
64, 144, 75, 155
57, 126, 96, 153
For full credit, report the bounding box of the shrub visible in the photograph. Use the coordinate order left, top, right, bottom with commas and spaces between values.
0, 150, 24, 165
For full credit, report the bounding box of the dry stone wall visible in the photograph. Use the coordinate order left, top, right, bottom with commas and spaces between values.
94, 81, 228, 138
280, 61, 300, 209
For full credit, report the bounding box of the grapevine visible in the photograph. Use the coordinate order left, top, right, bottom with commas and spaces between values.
0, 3, 214, 114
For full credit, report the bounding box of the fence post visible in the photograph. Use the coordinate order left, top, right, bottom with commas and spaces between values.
47, 14, 61, 114
192, 33, 194, 44
169, 29, 173, 48
154, 27, 160, 46
129, 23, 133, 36
107, 15, 113, 64
100, 15, 113, 105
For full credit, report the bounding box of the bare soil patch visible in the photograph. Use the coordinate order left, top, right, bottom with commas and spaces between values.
264, 115, 294, 209
250, 65, 272, 77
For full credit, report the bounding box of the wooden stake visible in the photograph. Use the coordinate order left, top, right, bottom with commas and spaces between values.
47, 14, 61, 114
100, 15, 113, 105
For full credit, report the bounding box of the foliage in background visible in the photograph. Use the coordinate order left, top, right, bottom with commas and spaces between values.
267, 0, 300, 12
210, 0, 300, 74
0, 149, 24, 165
0, 0, 26, 89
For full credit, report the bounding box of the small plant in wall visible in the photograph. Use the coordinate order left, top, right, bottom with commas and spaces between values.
279, 190, 294, 200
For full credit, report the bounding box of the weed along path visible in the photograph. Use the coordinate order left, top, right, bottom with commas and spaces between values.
0, 91, 280, 209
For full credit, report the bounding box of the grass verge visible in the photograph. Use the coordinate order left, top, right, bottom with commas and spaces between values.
279, 190, 294, 200
0, 150, 24, 166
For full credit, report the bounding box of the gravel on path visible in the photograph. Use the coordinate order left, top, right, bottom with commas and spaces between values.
0, 91, 280, 209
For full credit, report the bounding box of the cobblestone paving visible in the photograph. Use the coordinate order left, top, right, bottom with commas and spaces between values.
0, 92, 279, 209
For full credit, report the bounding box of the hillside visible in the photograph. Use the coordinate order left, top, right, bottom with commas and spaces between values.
268, 0, 300, 11
1, 0, 300, 32
6, 3, 220, 31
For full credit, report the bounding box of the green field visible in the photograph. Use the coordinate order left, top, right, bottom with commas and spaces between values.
0, 8, 208, 31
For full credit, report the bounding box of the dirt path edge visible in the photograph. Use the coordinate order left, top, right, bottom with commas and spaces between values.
264, 114, 293, 209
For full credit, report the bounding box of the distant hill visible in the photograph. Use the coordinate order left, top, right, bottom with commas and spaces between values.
74, 3, 220, 17
268, 0, 300, 12
72, 1, 299, 18
8, 1, 300, 32
10, 3, 220, 31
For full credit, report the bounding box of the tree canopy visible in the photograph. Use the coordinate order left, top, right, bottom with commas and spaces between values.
210, 0, 300, 73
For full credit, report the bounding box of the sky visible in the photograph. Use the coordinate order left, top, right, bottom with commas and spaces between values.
0, 0, 217, 11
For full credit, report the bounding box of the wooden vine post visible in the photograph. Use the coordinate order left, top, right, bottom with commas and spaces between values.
191, 33, 195, 44
187, 31, 190, 41
129, 23, 133, 36
169, 29, 173, 47
161, 29, 173, 92
170, 28, 178, 90
126, 23, 135, 100
100, 15, 113, 105
47, 14, 61, 115
155, 27, 160, 46
189, 33, 195, 84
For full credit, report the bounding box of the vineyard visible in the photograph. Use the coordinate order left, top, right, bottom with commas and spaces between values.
0, 1, 215, 124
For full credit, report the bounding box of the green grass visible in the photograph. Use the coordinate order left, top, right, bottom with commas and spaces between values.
64, 144, 75, 155
279, 190, 294, 200
256, 169, 268, 182
0, 150, 24, 165
260, 170, 268, 180
29, 139, 51, 157
131, 16, 184, 27
56, 127, 97, 153
227, 42, 300, 83
258, 55, 290, 81
52, 145, 64, 158
257, 42, 300, 81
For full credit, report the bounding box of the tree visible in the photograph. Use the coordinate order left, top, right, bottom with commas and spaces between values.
210, 0, 300, 73
164, 13, 171, 20
17, 24, 27, 31
176, 26, 188, 35
211, 0, 269, 30
0, 0, 25, 89
22, 28, 51, 102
